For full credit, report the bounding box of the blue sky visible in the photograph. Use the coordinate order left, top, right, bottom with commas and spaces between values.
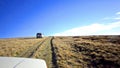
0, 0, 120, 38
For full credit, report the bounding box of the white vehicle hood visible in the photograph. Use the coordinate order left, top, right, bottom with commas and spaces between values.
0, 57, 47, 68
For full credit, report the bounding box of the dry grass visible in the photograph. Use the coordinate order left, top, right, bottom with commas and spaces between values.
0, 36, 120, 68
0, 38, 42, 57
74, 36, 120, 68
53, 37, 84, 68
53, 35, 120, 68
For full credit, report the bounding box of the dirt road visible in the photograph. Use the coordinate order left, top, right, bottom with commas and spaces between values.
18, 37, 57, 68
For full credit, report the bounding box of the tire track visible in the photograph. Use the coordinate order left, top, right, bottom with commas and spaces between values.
50, 37, 58, 68
18, 38, 47, 58
18, 37, 58, 68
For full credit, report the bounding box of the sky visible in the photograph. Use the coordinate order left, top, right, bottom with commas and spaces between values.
0, 0, 120, 38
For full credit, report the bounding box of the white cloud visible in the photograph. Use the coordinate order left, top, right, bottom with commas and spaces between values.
116, 12, 120, 15
54, 12, 120, 36
103, 16, 120, 20
113, 17, 120, 20
54, 21, 120, 36
103, 12, 120, 20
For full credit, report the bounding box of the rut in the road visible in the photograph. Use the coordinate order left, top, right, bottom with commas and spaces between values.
34, 37, 58, 68
50, 37, 58, 68
18, 38, 47, 58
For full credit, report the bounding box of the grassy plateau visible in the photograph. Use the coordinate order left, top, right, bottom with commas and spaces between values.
0, 35, 120, 68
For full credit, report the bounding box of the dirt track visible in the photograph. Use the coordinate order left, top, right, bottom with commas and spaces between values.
17, 37, 57, 68
18, 37, 48, 58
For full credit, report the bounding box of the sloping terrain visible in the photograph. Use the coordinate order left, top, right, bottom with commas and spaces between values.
0, 35, 120, 68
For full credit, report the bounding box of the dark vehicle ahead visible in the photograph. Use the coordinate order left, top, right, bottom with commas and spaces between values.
36, 33, 42, 38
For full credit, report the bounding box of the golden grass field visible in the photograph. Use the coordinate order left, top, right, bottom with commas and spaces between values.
0, 35, 120, 68
0, 38, 42, 57
53, 35, 120, 68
